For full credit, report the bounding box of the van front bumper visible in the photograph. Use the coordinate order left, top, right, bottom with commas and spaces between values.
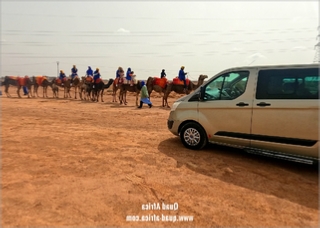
167, 111, 180, 136
167, 119, 179, 136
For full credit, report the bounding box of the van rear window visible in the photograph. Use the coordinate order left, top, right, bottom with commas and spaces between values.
256, 68, 319, 99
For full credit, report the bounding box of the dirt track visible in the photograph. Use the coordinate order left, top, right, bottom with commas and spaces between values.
1, 86, 319, 227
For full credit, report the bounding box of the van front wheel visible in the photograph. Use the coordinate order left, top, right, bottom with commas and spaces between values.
180, 122, 208, 150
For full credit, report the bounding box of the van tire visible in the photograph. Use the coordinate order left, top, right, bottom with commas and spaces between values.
180, 122, 208, 150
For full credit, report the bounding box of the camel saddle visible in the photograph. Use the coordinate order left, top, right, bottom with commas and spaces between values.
172, 77, 190, 86
8, 76, 25, 86
17, 76, 28, 86
56, 77, 67, 84
9, 76, 18, 80
7, 76, 29, 86
36, 76, 47, 86
153, 77, 168, 89
114, 77, 124, 85
85, 77, 93, 83
95, 78, 102, 84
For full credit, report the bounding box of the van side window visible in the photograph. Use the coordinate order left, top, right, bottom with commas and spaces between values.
256, 68, 319, 99
203, 71, 249, 101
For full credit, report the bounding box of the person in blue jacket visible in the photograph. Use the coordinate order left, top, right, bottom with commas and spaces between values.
23, 86, 28, 95
22, 75, 29, 95
86, 66, 93, 78
70, 65, 78, 86
116, 67, 121, 79
178, 66, 188, 92
93, 68, 101, 87
126, 67, 133, 85
59, 70, 67, 85
116, 66, 124, 86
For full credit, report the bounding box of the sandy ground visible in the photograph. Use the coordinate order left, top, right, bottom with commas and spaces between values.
1, 86, 319, 227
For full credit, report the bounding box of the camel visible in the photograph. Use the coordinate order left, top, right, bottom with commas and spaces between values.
49, 82, 59, 98
70, 75, 81, 99
163, 74, 208, 108
79, 77, 89, 100
119, 80, 143, 106
146, 76, 168, 107
112, 78, 121, 103
84, 83, 93, 101
32, 76, 51, 98
112, 68, 125, 103
52, 77, 72, 98
79, 77, 96, 101
112, 76, 133, 103
91, 78, 114, 102
3, 76, 33, 98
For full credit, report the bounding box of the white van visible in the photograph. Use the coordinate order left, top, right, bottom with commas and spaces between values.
167, 64, 319, 164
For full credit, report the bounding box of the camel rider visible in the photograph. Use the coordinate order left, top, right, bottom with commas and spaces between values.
59, 70, 67, 85
70, 65, 78, 86
130, 71, 135, 86
178, 66, 188, 93
116, 66, 123, 87
116, 67, 121, 79
126, 67, 133, 86
93, 68, 101, 88
161, 69, 166, 78
86, 66, 93, 79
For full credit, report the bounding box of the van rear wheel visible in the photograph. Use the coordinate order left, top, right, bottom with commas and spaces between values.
180, 122, 208, 150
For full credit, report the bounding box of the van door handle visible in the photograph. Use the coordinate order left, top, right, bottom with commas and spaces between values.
236, 102, 249, 107
257, 102, 271, 107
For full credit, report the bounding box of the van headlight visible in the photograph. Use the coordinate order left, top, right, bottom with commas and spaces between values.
171, 101, 181, 111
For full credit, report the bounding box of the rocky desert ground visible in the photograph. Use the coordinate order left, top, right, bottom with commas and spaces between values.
1, 86, 319, 227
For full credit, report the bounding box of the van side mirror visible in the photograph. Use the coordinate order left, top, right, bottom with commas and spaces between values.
199, 86, 205, 100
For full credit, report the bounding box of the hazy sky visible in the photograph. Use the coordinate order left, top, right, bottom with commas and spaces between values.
1, 1, 319, 80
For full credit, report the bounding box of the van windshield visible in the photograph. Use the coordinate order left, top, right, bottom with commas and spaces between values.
203, 71, 250, 101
